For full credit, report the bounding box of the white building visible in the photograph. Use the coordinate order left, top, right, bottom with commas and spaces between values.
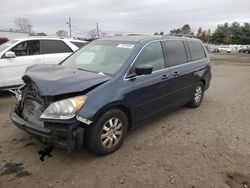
0, 30, 29, 40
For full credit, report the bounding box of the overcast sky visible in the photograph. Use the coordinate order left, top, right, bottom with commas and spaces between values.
0, 0, 249, 36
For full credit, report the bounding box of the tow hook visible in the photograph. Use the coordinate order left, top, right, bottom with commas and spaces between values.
38, 145, 54, 161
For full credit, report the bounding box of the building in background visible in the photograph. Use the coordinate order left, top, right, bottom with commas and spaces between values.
0, 30, 29, 40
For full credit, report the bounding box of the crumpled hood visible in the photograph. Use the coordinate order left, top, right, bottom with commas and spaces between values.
23, 64, 111, 96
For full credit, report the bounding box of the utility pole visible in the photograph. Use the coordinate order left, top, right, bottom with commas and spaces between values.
96, 23, 100, 38
66, 17, 72, 37
27, 24, 32, 35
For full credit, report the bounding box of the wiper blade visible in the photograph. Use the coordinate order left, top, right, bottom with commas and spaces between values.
77, 68, 87, 71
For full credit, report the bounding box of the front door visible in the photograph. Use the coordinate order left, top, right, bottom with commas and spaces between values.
0, 40, 43, 87
127, 41, 171, 123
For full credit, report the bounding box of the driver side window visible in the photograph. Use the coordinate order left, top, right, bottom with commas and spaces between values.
11, 40, 40, 57
129, 41, 165, 76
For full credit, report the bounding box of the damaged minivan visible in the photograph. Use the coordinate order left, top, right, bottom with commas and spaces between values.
10, 35, 212, 155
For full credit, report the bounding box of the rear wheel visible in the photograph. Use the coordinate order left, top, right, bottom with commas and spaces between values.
86, 109, 128, 155
187, 81, 204, 108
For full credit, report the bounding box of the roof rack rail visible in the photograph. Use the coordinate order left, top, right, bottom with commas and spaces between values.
164, 34, 194, 38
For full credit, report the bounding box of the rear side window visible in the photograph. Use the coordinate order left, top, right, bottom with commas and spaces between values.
70, 41, 87, 48
187, 41, 206, 61
130, 41, 165, 75
164, 40, 188, 67
41, 40, 72, 54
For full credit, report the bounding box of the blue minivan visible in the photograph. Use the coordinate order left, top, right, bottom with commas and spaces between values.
10, 35, 212, 155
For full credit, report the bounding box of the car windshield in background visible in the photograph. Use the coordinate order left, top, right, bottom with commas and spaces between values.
62, 40, 135, 76
0, 40, 18, 52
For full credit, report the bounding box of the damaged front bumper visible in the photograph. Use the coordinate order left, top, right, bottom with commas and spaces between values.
10, 110, 85, 152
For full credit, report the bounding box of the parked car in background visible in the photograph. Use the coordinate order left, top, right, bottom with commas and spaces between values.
0, 37, 9, 45
0, 38, 88, 90
10, 35, 212, 155
218, 46, 233, 53
242, 48, 250, 54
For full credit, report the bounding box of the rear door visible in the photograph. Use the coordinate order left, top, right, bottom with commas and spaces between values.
0, 40, 43, 87
41, 40, 73, 64
127, 41, 171, 123
163, 40, 194, 107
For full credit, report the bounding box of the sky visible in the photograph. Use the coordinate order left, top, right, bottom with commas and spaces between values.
0, 0, 249, 36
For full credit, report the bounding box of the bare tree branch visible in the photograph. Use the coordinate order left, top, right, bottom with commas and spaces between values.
14, 18, 32, 33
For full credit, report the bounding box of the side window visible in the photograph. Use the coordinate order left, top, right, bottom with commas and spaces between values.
11, 41, 28, 56
41, 40, 73, 54
130, 41, 165, 75
70, 41, 87, 48
164, 40, 188, 67
11, 40, 40, 56
187, 41, 206, 61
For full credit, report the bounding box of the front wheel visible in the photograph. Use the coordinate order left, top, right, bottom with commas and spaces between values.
86, 109, 128, 155
187, 81, 205, 108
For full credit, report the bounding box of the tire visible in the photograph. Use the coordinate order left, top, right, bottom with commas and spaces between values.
85, 109, 128, 155
187, 81, 205, 108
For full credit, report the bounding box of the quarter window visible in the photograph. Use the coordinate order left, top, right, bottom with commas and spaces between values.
187, 41, 206, 61
164, 40, 188, 66
41, 40, 72, 54
130, 41, 165, 75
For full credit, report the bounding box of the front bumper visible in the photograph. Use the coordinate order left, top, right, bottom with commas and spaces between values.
10, 110, 84, 152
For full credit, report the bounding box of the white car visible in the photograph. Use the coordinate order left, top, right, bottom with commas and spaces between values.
218, 46, 233, 53
0, 38, 88, 90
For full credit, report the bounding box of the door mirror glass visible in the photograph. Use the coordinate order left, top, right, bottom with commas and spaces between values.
5, 51, 16, 58
135, 64, 153, 75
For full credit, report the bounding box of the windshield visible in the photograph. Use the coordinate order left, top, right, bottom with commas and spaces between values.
0, 40, 18, 53
62, 40, 135, 76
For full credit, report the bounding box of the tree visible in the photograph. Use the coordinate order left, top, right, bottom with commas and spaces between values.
196, 27, 208, 42
211, 22, 250, 44
159, 31, 164, 35
56, 30, 68, 38
14, 18, 32, 33
154, 32, 159, 35
170, 28, 181, 35
36, 32, 47, 36
196, 27, 203, 39
181, 24, 191, 35
170, 24, 193, 36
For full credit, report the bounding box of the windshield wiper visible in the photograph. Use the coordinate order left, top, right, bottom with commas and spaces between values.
77, 68, 88, 71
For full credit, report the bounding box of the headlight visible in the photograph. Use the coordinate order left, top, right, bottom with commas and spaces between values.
40, 96, 87, 120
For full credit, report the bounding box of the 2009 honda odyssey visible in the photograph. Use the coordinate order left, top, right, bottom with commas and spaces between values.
10, 35, 212, 155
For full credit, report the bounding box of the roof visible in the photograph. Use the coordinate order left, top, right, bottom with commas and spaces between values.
12, 37, 87, 42
99, 35, 200, 43
100, 35, 161, 42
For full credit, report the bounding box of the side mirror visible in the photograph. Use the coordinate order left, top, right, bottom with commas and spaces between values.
135, 64, 153, 75
5, 51, 16, 58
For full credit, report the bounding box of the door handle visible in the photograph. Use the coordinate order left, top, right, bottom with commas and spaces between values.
173, 71, 180, 77
161, 75, 169, 80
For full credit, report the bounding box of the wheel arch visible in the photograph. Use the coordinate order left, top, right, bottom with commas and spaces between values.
92, 104, 133, 130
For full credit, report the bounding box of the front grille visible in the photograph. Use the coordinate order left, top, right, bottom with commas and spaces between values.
22, 98, 44, 127
19, 84, 45, 128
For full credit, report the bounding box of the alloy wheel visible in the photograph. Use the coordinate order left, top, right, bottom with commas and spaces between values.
101, 118, 123, 148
